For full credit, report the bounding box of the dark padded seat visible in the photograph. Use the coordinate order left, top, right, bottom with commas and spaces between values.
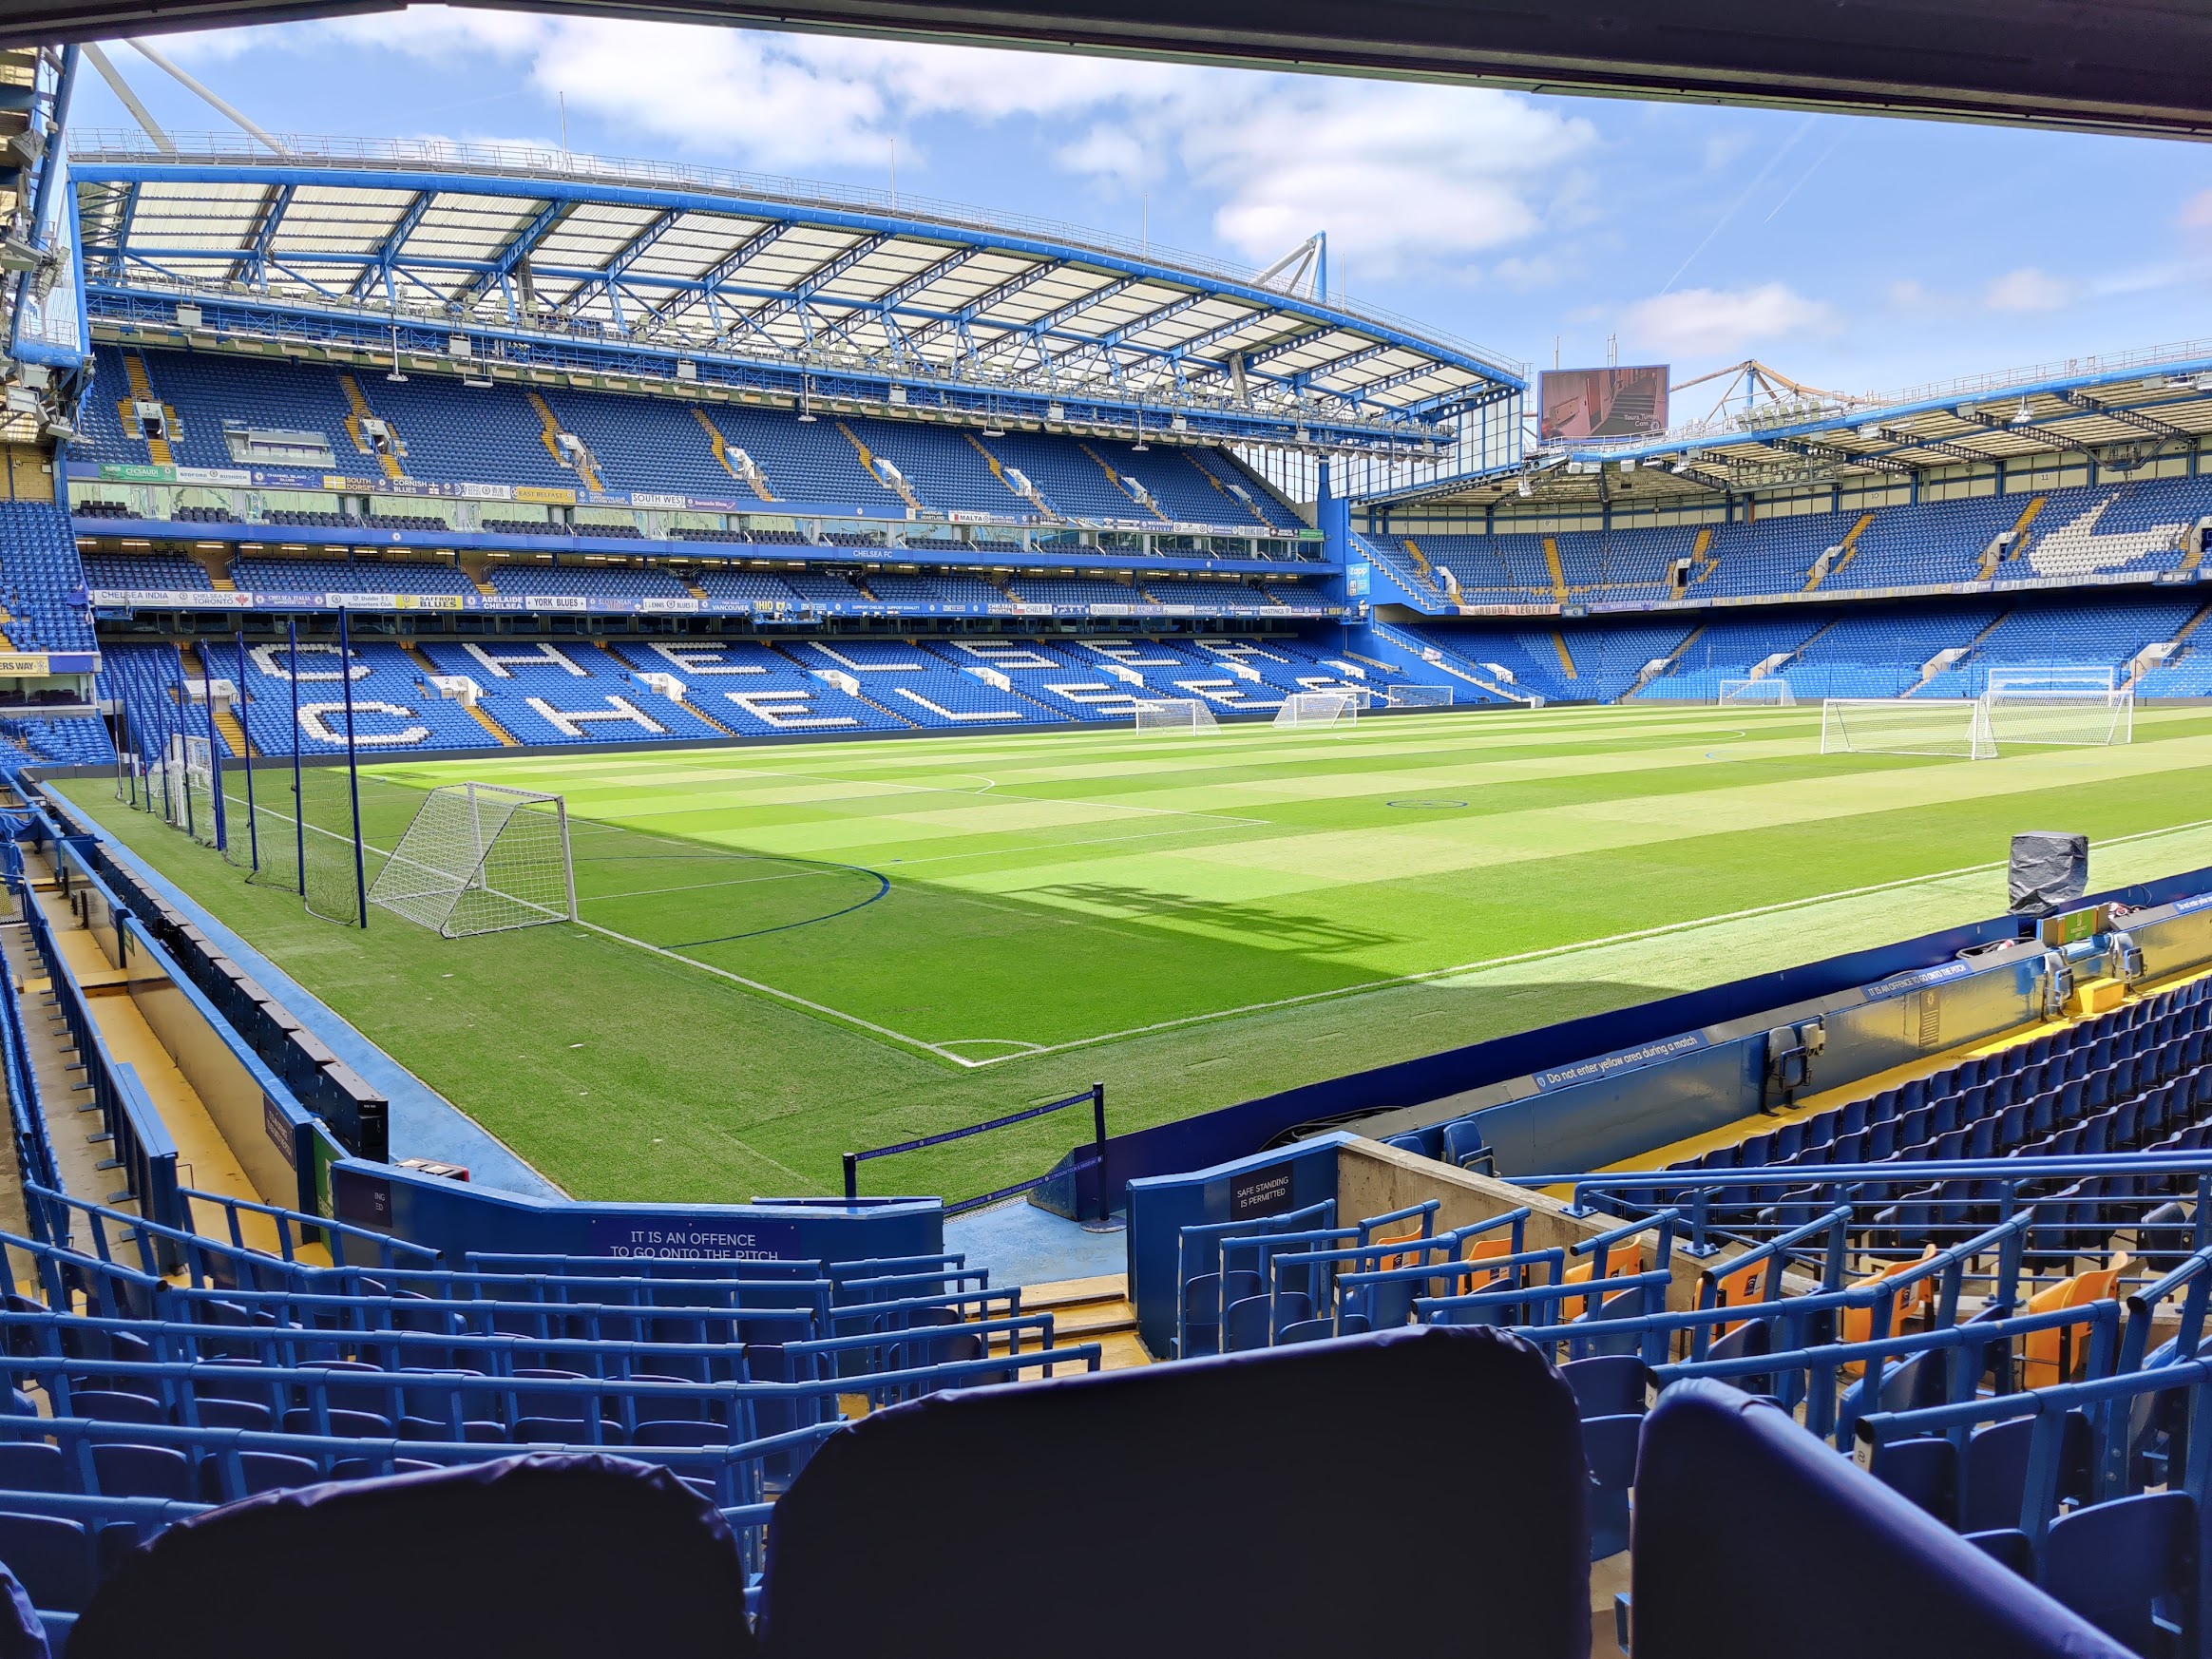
1632, 1381, 2133, 1659
761, 1325, 1590, 1658
66, 1452, 752, 1659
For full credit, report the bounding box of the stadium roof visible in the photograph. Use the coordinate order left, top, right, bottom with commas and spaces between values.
1366, 343, 2212, 512
8, 2, 2210, 143
65, 137, 1522, 456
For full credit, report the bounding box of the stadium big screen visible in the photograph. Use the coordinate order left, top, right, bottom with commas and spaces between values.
1536, 365, 1669, 440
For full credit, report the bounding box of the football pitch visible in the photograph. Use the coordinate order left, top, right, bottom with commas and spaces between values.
58, 700, 2212, 1204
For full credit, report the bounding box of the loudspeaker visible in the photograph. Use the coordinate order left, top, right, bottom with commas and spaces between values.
2008, 831, 2088, 917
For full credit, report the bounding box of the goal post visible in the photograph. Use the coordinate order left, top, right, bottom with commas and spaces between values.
369, 782, 577, 939
1982, 667, 2133, 747
1273, 691, 1358, 729
1132, 697, 1219, 734
1821, 697, 1996, 760
1718, 677, 1796, 707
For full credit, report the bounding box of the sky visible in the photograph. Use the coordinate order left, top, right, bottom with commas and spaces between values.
66, 8, 2212, 410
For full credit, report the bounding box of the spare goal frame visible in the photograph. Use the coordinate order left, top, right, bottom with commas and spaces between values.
1718, 677, 1796, 707
1981, 667, 2133, 747
369, 781, 578, 938
1821, 696, 1997, 760
1132, 697, 1219, 733
1274, 691, 1358, 728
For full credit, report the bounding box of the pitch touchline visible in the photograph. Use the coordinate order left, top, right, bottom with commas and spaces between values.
952, 814, 2212, 1067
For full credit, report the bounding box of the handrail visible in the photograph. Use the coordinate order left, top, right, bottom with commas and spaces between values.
181, 1185, 440, 1269
1657, 1299, 2124, 1451
1858, 1355, 2212, 1545
1572, 1209, 1680, 1278
0, 1316, 1104, 1434
2119, 1242, 2212, 1373
1697, 1206, 1857, 1306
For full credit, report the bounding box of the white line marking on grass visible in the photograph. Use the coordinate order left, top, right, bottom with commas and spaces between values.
220, 786, 979, 1064
571, 917, 976, 1064
946, 814, 2212, 1068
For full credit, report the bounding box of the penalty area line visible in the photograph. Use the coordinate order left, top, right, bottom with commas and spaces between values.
570, 917, 989, 1068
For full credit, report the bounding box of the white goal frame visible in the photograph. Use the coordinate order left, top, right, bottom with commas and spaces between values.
1821, 696, 1997, 760
1383, 684, 1455, 709
1982, 667, 2133, 748
1718, 677, 1796, 707
369, 781, 578, 938
1274, 691, 1358, 729
1132, 697, 1218, 733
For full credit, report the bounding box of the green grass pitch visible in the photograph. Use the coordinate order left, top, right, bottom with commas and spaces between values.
58, 700, 2212, 1205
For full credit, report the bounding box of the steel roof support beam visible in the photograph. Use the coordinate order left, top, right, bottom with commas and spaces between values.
742, 230, 896, 340
104, 178, 138, 277
900, 259, 1059, 357
1954, 408, 2106, 461
965, 272, 1137, 368
1875, 431, 2000, 467
350, 188, 432, 305
450, 197, 573, 318
551, 207, 684, 326
234, 179, 292, 289
817, 244, 979, 354
2057, 389, 2192, 441
1768, 437, 1916, 477
640, 219, 784, 334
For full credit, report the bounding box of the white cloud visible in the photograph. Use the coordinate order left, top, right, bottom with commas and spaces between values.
1619, 282, 1835, 358
1984, 268, 2075, 313
2183, 189, 2212, 232
153, 10, 1594, 279
1171, 85, 1594, 275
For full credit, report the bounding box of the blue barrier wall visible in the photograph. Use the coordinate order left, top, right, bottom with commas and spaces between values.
1123, 1133, 1344, 1357
330, 1158, 944, 1268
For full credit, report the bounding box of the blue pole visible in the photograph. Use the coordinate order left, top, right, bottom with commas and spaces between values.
237, 625, 257, 871
337, 607, 367, 927
288, 618, 305, 897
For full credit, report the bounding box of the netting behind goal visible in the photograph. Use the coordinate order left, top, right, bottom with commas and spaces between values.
1132, 697, 1218, 733
1273, 692, 1357, 728
1718, 678, 1796, 707
1982, 668, 2132, 747
369, 782, 576, 939
1821, 697, 1996, 760
1383, 684, 1454, 709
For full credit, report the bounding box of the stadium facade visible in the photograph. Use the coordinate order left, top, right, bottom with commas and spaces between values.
0, 121, 2200, 770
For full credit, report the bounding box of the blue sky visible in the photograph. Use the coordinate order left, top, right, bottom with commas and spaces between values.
70, 10, 2212, 405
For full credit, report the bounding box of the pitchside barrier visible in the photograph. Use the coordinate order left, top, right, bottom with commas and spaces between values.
844, 1085, 1110, 1221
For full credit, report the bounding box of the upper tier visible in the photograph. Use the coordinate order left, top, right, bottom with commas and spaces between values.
73, 346, 1308, 536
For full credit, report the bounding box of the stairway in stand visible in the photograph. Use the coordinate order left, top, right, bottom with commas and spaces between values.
997, 1274, 1147, 1369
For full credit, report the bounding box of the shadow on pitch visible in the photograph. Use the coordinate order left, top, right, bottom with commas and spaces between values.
1021, 881, 1400, 954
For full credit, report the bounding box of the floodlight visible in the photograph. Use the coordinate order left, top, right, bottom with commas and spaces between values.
1516, 476, 1534, 497
2011, 397, 2034, 426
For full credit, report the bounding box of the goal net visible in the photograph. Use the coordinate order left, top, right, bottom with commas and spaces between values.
1718, 678, 1796, 707
1384, 684, 1455, 709
1821, 697, 1996, 760
1982, 668, 2132, 748
1274, 692, 1357, 729
369, 782, 577, 938
145, 734, 222, 848
1132, 697, 1218, 733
